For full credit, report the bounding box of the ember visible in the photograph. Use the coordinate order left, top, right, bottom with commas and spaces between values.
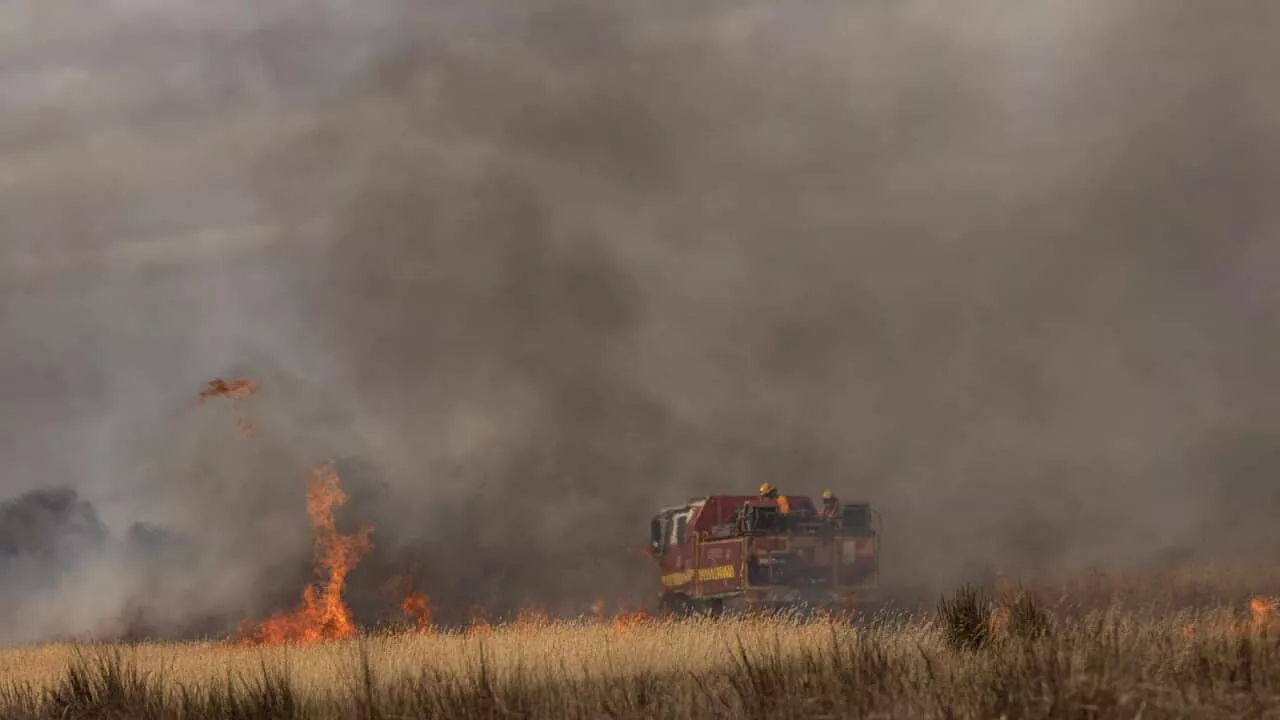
198, 377, 261, 438
198, 378, 260, 403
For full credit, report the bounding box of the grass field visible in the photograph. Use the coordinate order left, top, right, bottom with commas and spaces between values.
2, 583, 1279, 719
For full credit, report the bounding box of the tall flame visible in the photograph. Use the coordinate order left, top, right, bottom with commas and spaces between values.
235, 461, 373, 646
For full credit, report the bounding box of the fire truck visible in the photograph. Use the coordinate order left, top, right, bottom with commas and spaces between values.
647, 493, 881, 616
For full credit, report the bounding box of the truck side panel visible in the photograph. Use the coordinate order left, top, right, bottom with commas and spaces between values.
660, 542, 697, 594
835, 534, 879, 590
694, 538, 744, 596
742, 535, 830, 588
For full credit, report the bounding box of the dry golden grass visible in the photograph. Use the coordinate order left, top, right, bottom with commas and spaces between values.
2, 590, 1280, 719
0, 616, 864, 702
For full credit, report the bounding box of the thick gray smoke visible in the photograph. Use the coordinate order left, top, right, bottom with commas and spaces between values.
3, 0, 1280, 639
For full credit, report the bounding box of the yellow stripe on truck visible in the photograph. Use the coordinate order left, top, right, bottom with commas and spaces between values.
662, 570, 693, 587
699, 564, 736, 581
662, 564, 737, 587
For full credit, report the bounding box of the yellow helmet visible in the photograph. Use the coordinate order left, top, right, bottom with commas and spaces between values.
758, 482, 777, 497
821, 489, 833, 500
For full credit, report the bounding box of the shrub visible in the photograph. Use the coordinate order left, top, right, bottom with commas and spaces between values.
938, 583, 991, 652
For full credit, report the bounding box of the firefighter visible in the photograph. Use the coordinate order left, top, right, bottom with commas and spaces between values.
758, 482, 790, 515
819, 489, 839, 519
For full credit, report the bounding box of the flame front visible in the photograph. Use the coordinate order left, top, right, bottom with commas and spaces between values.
607, 599, 653, 638
235, 462, 373, 646
612, 610, 652, 637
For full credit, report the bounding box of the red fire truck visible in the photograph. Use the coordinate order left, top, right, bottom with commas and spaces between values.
647, 493, 881, 616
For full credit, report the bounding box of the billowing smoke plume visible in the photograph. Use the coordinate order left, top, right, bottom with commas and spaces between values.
0, 488, 210, 643
3, 0, 1280, 639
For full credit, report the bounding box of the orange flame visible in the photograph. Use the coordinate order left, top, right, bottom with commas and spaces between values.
234, 462, 373, 646
1179, 597, 1277, 639
385, 566, 436, 634
612, 609, 652, 637
607, 599, 653, 637
401, 592, 434, 633
1249, 596, 1278, 631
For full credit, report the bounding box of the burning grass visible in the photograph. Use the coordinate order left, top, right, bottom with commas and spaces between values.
235, 461, 373, 646
3, 594, 1280, 719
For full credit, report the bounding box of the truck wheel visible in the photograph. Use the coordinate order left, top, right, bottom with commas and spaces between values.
660, 594, 692, 616
697, 598, 724, 618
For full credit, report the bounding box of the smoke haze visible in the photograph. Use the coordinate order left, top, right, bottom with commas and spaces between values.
2, 0, 1280, 640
